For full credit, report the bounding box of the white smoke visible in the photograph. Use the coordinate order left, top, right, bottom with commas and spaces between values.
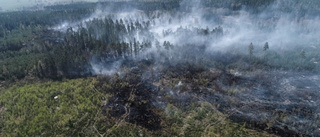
51, 0, 320, 74
90, 59, 122, 76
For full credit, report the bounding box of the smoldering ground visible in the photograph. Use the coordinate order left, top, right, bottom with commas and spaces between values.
51, 0, 320, 136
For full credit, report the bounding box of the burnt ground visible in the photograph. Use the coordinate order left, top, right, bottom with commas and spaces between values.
203, 70, 320, 137
97, 65, 162, 131
95, 59, 320, 137
225, 71, 320, 137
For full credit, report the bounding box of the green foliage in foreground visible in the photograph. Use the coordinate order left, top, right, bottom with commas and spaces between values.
0, 77, 277, 137
0, 78, 106, 136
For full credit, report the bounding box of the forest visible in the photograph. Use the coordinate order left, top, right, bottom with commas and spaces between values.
1, 0, 320, 136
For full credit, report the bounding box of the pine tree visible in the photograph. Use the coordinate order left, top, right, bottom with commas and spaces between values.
263, 42, 269, 60
263, 42, 269, 51
300, 50, 306, 59
248, 42, 254, 59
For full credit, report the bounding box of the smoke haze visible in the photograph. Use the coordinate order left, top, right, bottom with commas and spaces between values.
44, 0, 320, 136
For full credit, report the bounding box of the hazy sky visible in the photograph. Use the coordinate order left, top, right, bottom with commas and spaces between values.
0, 0, 98, 11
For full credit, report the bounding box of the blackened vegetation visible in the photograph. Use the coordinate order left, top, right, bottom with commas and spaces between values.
209, 71, 320, 137
92, 55, 297, 136
95, 65, 161, 130
98, 55, 318, 136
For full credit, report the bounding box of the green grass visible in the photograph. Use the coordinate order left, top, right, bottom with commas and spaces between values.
0, 78, 106, 136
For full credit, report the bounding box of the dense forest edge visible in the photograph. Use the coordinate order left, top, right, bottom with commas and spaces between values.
1, 0, 320, 136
